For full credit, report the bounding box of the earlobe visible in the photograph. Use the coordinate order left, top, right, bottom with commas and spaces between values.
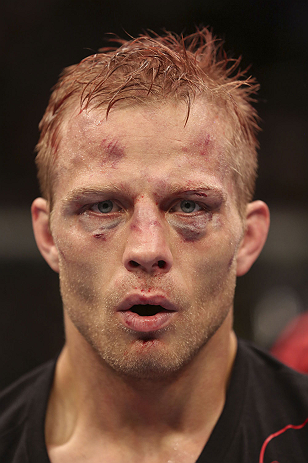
31, 198, 59, 273
236, 200, 270, 277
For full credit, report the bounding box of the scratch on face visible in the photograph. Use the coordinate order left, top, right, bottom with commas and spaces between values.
93, 233, 107, 240
101, 137, 125, 166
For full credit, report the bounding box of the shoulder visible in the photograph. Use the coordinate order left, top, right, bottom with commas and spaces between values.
237, 339, 308, 438
0, 360, 56, 430
237, 338, 308, 408
224, 340, 308, 462
238, 338, 308, 398
0, 360, 56, 461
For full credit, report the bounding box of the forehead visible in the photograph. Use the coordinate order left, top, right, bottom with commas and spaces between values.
54, 100, 234, 199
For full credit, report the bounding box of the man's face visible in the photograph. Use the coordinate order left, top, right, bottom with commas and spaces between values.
49, 100, 244, 379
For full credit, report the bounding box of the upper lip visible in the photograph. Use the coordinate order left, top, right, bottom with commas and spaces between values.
117, 294, 177, 312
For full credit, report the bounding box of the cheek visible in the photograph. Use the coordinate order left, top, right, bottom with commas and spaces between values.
55, 215, 123, 263
53, 227, 112, 304
55, 229, 91, 264
58, 259, 98, 306
192, 249, 238, 308
186, 228, 240, 292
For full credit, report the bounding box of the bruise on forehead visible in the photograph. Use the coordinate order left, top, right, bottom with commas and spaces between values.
100, 137, 125, 165
179, 132, 211, 157
194, 133, 211, 157
186, 131, 221, 169
57, 111, 127, 167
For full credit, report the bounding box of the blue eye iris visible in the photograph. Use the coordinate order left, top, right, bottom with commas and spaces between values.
180, 200, 196, 213
97, 200, 113, 213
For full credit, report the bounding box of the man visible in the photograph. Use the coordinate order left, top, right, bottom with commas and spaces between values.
1, 28, 308, 463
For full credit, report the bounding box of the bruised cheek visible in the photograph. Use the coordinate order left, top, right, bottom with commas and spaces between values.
168, 213, 221, 242
62, 214, 123, 246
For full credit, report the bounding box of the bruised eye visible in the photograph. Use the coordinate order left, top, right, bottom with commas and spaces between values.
180, 200, 199, 213
97, 200, 114, 213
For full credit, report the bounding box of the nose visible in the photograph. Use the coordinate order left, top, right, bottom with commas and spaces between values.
123, 202, 173, 275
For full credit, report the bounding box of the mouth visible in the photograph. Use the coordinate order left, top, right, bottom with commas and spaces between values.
117, 297, 176, 333
129, 304, 169, 317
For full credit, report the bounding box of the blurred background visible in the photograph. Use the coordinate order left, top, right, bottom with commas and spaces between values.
1, 0, 308, 388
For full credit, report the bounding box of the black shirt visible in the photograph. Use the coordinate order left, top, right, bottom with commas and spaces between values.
1, 339, 308, 462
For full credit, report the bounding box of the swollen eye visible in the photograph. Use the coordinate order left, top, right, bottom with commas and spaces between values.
180, 200, 197, 213
97, 200, 114, 213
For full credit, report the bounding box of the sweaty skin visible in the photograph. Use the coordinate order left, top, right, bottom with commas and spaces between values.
50, 101, 243, 379
32, 100, 269, 462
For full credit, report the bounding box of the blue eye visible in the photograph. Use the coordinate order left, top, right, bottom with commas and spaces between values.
180, 200, 197, 213
97, 200, 114, 213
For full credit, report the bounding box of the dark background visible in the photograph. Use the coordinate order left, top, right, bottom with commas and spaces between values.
1, 0, 308, 389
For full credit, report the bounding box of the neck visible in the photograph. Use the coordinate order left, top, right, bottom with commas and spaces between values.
45, 313, 237, 455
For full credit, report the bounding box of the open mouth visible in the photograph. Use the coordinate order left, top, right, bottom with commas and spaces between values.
129, 304, 168, 317
118, 300, 176, 332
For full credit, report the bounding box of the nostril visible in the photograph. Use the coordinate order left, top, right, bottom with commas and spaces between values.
125, 258, 170, 273
129, 260, 140, 268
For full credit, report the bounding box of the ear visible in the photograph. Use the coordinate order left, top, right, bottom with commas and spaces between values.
236, 200, 270, 277
31, 197, 59, 273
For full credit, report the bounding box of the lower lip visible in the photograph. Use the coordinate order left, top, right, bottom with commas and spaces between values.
118, 311, 176, 332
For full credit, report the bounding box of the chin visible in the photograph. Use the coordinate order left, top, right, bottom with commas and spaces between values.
93, 335, 211, 382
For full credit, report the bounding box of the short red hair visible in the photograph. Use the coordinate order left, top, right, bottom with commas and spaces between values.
35, 28, 260, 212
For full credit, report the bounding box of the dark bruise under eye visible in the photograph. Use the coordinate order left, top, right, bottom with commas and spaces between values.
130, 305, 166, 316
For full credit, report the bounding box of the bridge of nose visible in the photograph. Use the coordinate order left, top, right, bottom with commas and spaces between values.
123, 196, 173, 274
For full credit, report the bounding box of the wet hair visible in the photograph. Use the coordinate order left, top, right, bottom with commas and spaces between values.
35, 27, 260, 212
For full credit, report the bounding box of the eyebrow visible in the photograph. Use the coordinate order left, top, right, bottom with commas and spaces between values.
62, 184, 227, 206
62, 186, 126, 204
168, 185, 227, 202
